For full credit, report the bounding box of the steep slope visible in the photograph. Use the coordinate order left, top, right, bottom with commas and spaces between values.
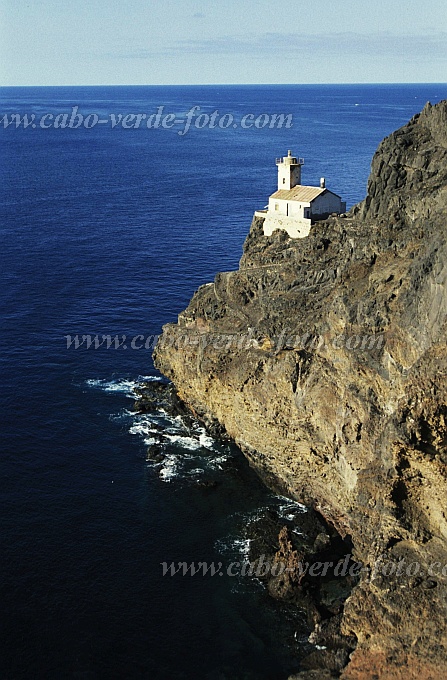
154, 101, 447, 678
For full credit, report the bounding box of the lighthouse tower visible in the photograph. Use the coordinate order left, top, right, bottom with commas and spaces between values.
276, 150, 304, 190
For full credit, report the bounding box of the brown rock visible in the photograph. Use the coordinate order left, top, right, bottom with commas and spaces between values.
154, 100, 447, 676
267, 526, 306, 599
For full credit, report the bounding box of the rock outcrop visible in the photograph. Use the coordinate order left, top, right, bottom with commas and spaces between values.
154, 101, 447, 678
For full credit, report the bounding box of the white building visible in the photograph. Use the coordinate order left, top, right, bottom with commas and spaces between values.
255, 151, 346, 239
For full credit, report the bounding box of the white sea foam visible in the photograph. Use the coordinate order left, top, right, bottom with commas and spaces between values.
157, 409, 182, 423
225, 497, 307, 526
164, 434, 205, 450
235, 508, 268, 525
292, 528, 305, 537
109, 408, 135, 422
158, 454, 179, 482
142, 437, 159, 446
128, 415, 166, 446
198, 430, 215, 449
163, 425, 187, 435
88, 374, 222, 482
281, 510, 302, 521
187, 467, 205, 476
232, 537, 251, 557
86, 375, 163, 397
129, 419, 159, 436
215, 535, 251, 559
129, 424, 159, 437
104, 380, 138, 395
206, 453, 230, 470
163, 429, 216, 452
275, 495, 308, 518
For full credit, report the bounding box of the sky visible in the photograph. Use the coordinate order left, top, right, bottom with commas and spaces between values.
1, 0, 446, 85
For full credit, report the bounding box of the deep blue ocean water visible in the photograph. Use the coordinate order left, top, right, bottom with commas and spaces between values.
1, 84, 446, 679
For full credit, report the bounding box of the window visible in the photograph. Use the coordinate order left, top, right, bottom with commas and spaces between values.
275, 203, 279, 211
283, 178, 286, 184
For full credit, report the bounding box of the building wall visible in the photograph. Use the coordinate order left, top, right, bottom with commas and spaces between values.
263, 190, 345, 239
311, 192, 342, 216
277, 163, 301, 190
289, 200, 310, 217
263, 214, 312, 239
268, 197, 286, 215
267, 197, 311, 218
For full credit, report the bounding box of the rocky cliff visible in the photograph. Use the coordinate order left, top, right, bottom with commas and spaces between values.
154, 101, 447, 678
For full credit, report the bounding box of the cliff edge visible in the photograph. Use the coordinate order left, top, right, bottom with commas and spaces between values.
154, 101, 447, 678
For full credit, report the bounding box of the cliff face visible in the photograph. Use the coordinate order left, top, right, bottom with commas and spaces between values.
154, 101, 447, 678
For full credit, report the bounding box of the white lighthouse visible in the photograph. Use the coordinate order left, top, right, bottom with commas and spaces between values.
255, 150, 346, 239
276, 150, 304, 190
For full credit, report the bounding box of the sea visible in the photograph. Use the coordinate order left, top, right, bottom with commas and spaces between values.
1, 84, 445, 679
